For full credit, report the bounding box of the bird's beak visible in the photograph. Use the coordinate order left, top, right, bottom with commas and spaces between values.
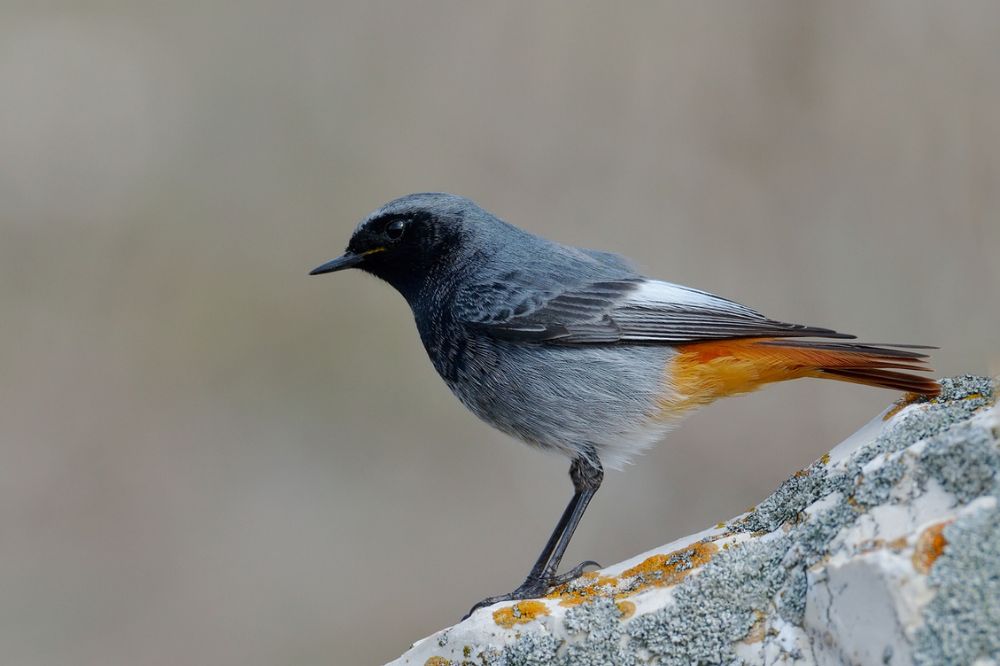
309, 247, 387, 275
309, 252, 365, 275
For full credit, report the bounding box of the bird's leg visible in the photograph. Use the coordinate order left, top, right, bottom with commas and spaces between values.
461, 491, 580, 619
510, 487, 582, 588
539, 457, 603, 583
462, 457, 603, 619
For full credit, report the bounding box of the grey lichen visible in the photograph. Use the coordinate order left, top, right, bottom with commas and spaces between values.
661, 545, 702, 574
777, 566, 809, 625
913, 503, 1000, 665
795, 500, 858, 566
858, 375, 995, 467
484, 599, 636, 666
561, 598, 636, 666
485, 631, 560, 666
854, 459, 908, 508
731, 469, 828, 533
916, 422, 1000, 503
627, 535, 791, 665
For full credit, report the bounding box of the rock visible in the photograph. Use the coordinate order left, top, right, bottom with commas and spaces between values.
389, 376, 1000, 666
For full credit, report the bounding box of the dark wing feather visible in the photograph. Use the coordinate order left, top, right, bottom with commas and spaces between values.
464, 280, 631, 343
461, 277, 856, 345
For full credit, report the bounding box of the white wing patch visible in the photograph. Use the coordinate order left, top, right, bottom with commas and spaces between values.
627, 280, 761, 316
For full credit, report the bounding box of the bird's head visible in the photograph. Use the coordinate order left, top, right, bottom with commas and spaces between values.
309, 193, 509, 299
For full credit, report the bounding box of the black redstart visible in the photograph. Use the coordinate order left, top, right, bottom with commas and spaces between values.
310, 193, 938, 617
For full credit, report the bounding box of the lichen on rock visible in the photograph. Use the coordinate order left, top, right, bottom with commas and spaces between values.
916, 422, 1000, 503
560, 598, 636, 666
914, 500, 1000, 665
389, 376, 999, 666
627, 535, 790, 665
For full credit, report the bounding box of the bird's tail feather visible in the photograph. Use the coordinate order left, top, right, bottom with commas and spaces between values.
758, 339, 940, 395
664, 338, 940, 414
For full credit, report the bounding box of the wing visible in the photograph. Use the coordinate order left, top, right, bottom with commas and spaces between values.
461, 277, 855, 345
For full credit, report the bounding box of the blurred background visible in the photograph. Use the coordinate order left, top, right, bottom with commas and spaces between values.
1, 2, 998, 664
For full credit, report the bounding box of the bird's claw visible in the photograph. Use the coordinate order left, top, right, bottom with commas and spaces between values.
549, 559, 601, 586
461, 560, 602, 621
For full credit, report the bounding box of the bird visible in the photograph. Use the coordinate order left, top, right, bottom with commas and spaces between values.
309, 192, 939, 618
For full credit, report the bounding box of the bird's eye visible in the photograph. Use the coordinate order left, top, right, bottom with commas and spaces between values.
385, 219, 407, 241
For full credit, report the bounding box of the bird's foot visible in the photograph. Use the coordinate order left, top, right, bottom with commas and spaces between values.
548, 559, 601, 586
461, 560, 600, 620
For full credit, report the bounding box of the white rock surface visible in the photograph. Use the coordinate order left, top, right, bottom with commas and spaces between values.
390, 376, 1000, 666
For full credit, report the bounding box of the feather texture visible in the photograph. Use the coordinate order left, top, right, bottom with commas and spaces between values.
463, 278, 855, 345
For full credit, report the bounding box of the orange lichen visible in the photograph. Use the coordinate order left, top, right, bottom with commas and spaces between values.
621, 541, 718, 586
547, 541, 718, 607
884, 392, 924, 420
548, 580, 613, 608
913, 522, 951, 574
424, 657, 451, 666
888, 536, 909, 551
616, 600, 636, 619
820, 453, 831, 465
492, 600, 550, 629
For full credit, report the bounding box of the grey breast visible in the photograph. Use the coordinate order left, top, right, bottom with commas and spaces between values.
443, 336, 674, 461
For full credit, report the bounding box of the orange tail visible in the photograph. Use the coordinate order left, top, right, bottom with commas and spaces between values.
762, 339, 940, 394
665, 338, 939, 412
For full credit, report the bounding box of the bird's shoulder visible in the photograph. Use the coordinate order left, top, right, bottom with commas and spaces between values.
449, 243, 637, 333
